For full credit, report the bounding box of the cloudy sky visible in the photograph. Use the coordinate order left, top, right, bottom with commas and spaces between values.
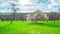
0, 0, 60, 13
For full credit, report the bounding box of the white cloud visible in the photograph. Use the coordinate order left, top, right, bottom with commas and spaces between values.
48, 0, 56, 8
18, 0, 31, 5
48, 0, 60, 9
49, 0, 55, 3
0, 0, 17, 7
0, 0, 60, 13
0, 3, 7, 7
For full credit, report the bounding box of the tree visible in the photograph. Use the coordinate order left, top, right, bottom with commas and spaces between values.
32, 10, 49, 20
47, 12, 58, 23
31, 10, 49, 23
9, 3, 20, 24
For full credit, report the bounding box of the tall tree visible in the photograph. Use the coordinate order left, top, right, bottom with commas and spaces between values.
47, 12, 58, 23
32, 10, 49, 20
9, 3, 20, 24
31, 10, 49, 23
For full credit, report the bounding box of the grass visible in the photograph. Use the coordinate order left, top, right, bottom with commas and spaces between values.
0, 20, 60, 34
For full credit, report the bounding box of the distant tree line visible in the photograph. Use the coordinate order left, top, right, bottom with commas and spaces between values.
0, 10, 60, 21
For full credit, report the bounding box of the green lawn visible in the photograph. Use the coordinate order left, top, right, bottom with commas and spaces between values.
0, 21, 60, 34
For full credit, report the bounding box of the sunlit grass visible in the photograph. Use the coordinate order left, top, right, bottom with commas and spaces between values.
0, 20, 60, 34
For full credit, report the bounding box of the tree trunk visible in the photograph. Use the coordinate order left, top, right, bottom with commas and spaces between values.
10, 20, 12, 24
54, 20, 55, 23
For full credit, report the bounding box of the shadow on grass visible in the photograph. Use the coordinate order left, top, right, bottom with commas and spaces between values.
29, 23, 60, 28
0, 23, 11, 31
